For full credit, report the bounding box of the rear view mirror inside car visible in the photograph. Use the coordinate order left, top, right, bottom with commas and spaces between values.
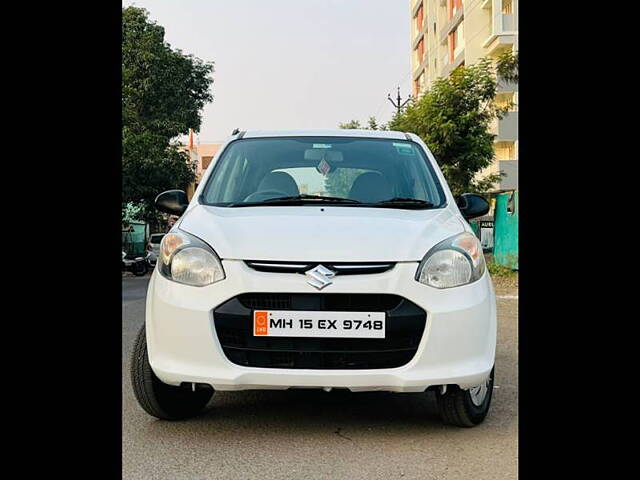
304, 149, 344, 162
304, 149, 324, 161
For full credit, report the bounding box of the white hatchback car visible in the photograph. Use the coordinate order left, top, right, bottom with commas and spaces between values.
131, 129, 496, 427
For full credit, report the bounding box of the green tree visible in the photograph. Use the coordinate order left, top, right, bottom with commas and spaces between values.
367, 116, 383, 130
338, 119, 362, 129
388, 57, 516, 195
338, 116, 385, 131
122, 6, 214, 224
496, 51, 519, 83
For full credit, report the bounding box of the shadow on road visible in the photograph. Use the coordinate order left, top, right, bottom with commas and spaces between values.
138, 388, 452, 437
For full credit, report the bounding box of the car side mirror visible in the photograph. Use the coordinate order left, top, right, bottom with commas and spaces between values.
457, 193, 490, 220
155, 190, 189, 216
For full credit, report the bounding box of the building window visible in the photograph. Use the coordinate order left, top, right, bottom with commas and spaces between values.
416, 38, 425, 64
414, 78, 421, 97
453, 22, 464, 57
448, 31, 455, 63
415, 4, 424, 32
449, 0, 462, 20
502, 0, 513, 14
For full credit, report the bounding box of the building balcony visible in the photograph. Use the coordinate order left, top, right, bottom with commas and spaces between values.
412, 31, 425, 50
502, 13, 515, 31
483, 12, 517, 54
411, 0, 423, 17
441, 49, 465, 78
496, 111, 518, 142
413, 54, 428, 96
496, 75, 518, 93
412, 24, 428, 46
414, 56, 427, 73
440, 8, 464, 45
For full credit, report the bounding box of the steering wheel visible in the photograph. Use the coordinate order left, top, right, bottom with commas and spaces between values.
243, 189, 290, 203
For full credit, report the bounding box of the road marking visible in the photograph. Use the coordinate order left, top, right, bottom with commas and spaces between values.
497, 295, 518, 300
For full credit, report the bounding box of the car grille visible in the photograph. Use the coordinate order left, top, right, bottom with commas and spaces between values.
244, 261, 395, 275
213, 293, 427, 370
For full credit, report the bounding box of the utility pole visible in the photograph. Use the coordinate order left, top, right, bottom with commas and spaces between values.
387, 87, 412, 115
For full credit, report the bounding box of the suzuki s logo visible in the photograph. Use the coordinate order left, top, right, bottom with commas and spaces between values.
305, 264, 336, 290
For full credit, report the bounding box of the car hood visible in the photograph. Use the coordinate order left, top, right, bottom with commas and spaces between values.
179, 204, 465, 262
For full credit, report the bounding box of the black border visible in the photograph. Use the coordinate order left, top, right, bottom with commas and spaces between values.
18, 3, 123, 477
517, 1, 607, 476
15, 1, 609, 477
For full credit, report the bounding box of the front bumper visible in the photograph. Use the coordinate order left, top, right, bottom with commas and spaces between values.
145, 261, 496, 392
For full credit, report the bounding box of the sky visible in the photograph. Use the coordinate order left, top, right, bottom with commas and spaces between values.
122, 0, 411, 143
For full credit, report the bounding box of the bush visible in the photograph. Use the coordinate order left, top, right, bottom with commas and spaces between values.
487, 261, 517, 277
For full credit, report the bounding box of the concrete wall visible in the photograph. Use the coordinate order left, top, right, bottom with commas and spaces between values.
497, 112, 518, 142
462, 0, 492, 65
499, 160, 518, 190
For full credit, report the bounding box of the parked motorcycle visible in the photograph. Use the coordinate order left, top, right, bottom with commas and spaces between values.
145, 250, 156, 270
122, 250, 148, 276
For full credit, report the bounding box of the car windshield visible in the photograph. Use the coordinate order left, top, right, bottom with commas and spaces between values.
150, 235, 165, 244
201, 137, 446, 208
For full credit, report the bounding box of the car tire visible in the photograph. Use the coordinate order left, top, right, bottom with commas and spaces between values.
133, 262, 147, 276
435, 366, 494, 427
131, 324, 214, 420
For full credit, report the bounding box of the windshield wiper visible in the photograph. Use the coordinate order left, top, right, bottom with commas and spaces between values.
230, 194, 362, 207
268, 194, 362, 203
370, 197, 435, 209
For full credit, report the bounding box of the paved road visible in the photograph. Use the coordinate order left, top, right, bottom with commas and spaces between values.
123, 275, 517, 480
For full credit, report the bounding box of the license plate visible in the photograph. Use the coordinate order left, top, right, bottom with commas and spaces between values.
253, 310, 385, 338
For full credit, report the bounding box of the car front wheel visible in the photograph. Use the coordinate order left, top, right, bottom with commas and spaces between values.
130, 324, 214, 420
435, 367, 494, 427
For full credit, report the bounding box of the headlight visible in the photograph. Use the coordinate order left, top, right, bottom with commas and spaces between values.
415, 232, 485, 289
158, 229, 225, 286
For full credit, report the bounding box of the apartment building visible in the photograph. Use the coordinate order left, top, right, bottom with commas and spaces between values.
180, 129, 222, 199
410, 0, 518, 191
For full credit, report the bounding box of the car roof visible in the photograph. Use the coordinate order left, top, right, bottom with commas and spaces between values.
242, 129, 409, 140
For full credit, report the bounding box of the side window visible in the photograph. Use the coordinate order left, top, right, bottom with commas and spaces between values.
204, 151, 247, 203
398, 158, 425, 200
402, 152, 441, 204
